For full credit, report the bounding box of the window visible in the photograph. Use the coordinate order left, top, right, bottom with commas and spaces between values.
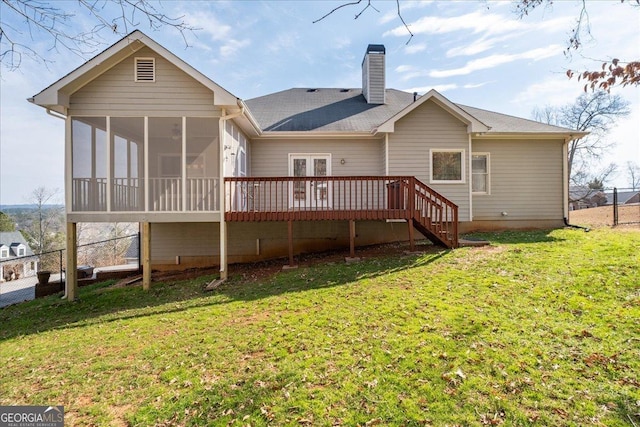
431, 149, 465, 183
135, 57, 155, 82
0, 248, 8, 258
17, 247, 25, 257
472, 153, 490, 194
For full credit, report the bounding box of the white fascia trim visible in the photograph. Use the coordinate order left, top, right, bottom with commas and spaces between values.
471, 132, 589, 140
256, 131, 379, 140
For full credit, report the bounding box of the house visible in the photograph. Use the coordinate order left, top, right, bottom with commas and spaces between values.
604, 190, 640, 206
29, 31, 586, 300
0, 231, 38, 281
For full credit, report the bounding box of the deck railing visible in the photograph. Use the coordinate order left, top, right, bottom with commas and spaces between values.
72, 177, 219, 212
225, 176, 458, 248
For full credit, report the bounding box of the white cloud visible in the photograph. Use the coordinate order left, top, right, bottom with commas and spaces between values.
379, 0, 433, 24
180, 10, 232, 41
405, 43, 427, 54
430, 45, 563, 78
220, 39, 251, 58
463, 82, 490, 89
404, 84, 458, 94
395, 64, 417, 73
384, 11, 526, 38
512, 76, 583, 107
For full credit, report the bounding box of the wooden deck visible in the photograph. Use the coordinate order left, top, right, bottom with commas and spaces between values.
225, 176, 459, 252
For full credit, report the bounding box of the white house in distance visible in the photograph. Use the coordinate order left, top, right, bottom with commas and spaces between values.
29, 31, 586, 300
0, 231, 38, 281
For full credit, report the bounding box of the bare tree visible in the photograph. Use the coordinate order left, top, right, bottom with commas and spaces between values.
627, 161, 640, 190
515, 0, 640, 90
313, 0, 414, 44
21, 187, 63, 254
533, 91, 630, 180
0, 0, 196, 70
316, 0, 639, 89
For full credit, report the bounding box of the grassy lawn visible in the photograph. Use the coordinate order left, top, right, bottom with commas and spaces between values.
1, 228, 638, 426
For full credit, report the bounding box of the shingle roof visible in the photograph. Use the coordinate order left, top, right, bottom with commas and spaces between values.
0, 232, 34, 258
456, 104, 577, 134
246, 88, 413, 132
245, 88, 577, 135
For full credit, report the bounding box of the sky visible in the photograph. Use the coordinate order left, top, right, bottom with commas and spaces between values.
1, 0, 639, 205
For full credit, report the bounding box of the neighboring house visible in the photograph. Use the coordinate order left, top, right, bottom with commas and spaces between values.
124, 236, 139, 266
569, 186, 608, 210
604, 190, 640, 206
0, 231, 38, 281
29, 31, 586, 298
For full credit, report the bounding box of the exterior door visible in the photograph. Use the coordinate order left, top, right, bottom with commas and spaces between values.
290, 154, 331, 208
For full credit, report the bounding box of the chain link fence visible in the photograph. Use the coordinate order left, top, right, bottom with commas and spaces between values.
0, 234, 138, 283
612, 187, 640, 226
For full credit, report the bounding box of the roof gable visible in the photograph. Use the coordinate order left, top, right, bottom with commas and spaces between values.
376, 89, 490, 134
0, 232, 33, 257
31, 30, 239, 114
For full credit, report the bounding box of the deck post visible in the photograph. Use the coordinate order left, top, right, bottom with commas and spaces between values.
142, 222, 151, 290
349, 219, 356, 258
288, 220, 295, 267
407, 218, 415, 252
65, 221, 78, 301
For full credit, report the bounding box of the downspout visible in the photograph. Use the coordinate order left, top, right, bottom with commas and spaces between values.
217, 99, 246, 280
562, 136, 589, 232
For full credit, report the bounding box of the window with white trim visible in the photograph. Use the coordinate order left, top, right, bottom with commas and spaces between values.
17, 246, 26, 257
135, 57, 155, 82
0, 247, 8, 258
472, 153, 490, 194
430, 149, 465, 183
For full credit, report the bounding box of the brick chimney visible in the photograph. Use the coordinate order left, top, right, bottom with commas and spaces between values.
362, 44, 385, 104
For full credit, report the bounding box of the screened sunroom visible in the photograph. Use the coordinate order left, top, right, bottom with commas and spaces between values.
70, 116, 220, 214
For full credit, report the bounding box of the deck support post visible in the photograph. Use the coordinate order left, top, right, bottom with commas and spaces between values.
349, 220, 356, 258
142, 222, 151, 291
65, 221, 78, 301
288, 220, 295, 267
407, 219, 415, 252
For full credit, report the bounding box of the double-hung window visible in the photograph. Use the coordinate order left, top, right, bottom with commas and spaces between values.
472, 153, 490, 194
430, 149, 465, 184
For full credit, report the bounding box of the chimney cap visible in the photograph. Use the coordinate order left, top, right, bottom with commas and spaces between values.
366, 44, 385, 54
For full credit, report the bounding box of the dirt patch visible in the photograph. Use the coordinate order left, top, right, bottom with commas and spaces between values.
569, 204, 640, 227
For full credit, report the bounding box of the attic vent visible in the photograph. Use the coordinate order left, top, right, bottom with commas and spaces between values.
135, 57, 155, 82
306, 88, 319, 93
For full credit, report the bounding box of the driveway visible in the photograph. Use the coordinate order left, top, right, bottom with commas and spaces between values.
0, 273, 62, 308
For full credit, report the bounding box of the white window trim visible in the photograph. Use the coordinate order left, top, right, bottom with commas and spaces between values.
472, 152, 491, 195
430, 148, 466, 184
0, 248, 8, 258
134, 57, 156, 83
17, 246, 26, 257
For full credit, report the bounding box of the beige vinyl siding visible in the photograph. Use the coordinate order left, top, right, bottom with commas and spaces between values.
224, 120, 249, 177
150, 220, 412, 265
387, 99, 471, 220
363, 54, 385, 104
250, 138, 384, 176
471, 139, 564, 220
151, 222, 219, 262
69, 47, 217, 116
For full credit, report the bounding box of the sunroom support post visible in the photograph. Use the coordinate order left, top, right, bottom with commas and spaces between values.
65, 222, 78, 301
142, 222, 151, 290
349, 219, 356, 258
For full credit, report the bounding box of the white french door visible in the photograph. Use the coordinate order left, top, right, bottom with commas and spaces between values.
289, 154, 331, 209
